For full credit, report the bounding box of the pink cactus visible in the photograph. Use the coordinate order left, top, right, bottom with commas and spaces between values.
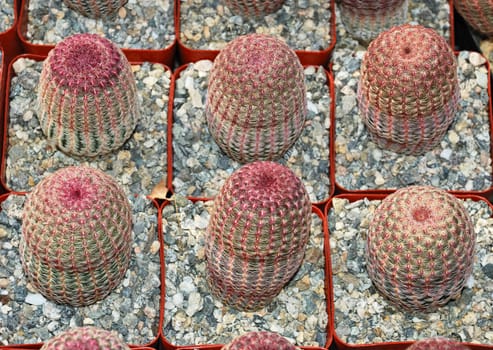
62, 0, 128, 19
454, 0, 493, 37
406, 337, 470, 350
222, 0, 285, 18
222, 331, 300, 350
40, 326, 130, 350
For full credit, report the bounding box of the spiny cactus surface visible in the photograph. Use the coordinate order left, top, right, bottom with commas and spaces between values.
40, 326, 130, 350
454, 0, 493, 37
366, 186, 475, 312
222, 0, 285, 18
62, 0, 128, 19
222, 331, 300, 350
37, 33, 139, 157
206, 33, 306, 163
338, 0, 408, 43
205, 161, 312, 311
358, 24, 459, 155
406, 337, 470, 350
21, 166, 133, 307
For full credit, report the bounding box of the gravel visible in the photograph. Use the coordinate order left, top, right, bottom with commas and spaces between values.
23, 0, 174, 50
171, 60, 331, 203
0, 0, 15, 33
0, 193, 161, 345
5, 58, 170, 196
328, 196, 493, 345
162, 197, 328, 347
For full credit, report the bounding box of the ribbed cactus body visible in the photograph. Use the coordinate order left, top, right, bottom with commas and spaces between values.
40, 326, 130, 350
205, 161, 312, 311
366, 186, 475, 312
406, 337, 470, 350
20, 166, 133, 307
206, 33, 306, 163
338, 0, 408, 43
358, 24, 459, 155
222, 332, 300, 350
37, 33, 139, 157
454, 0, 493, 37
62, 0, 128, 19
222, 0, 285, 18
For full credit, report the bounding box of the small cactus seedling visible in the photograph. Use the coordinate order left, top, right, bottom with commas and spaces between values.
205, 161, 312, 311
358, 24, 459, 155
222, 331, 300, 350
366, 186, 475, 312
40, 326, 130, 350
454, 0, 493, 37
20, 166, 133, 307
206, 33, 306, 163
338, 0, 408, 43
62, 0, 128, 19
221, 0, 285, 18
37, 33, 139, 157
406, 337, 470, 350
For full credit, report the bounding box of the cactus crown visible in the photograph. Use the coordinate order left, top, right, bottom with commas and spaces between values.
222, 331, 299, 350
366, 186, 475, 311
206, 33, 306, 163
62, 0, 128, 19
406, 337, 470, 350
205, 161, 312, 310
21, 166, 133, 306
37, 33, 139, 157
40, 326, 130, 350
222, 0, 285, 18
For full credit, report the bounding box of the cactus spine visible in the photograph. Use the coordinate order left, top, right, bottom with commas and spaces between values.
206, 33, 306, 163
20, 166, 133, 307
37, 33, 139, 157
366, 186, 475, 312
205, 161, 312, 310
40, 326, 130, 350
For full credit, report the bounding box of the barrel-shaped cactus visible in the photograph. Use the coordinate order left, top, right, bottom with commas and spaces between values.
366, 186, 475, 312
223, 332, 300, 350
358, 24, 459, 155
406, 337, 470, 350
454, 0, 493, 37
206, 33, 306, 163
37, 33, 139, 157
205, 161, 312, 310
62, 0, 128, 19
222, 0, 285, 18
20, 166, 133, 307
338, 0, 408, 43
40, 326, 130, 350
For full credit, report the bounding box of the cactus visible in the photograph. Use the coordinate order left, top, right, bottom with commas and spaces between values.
366, 186, 475, 312
338, 0, 408, 43
406, 337, 470, 350
205, 161, 312, 311
358, 24, 459, 155
20, 166, 133, 307
222, 331, 299, 350
40, 326, 130, 350
206, 33, 306, 163
62, 0, 128, 19
454, 0, 493, 37
221, 0, 285, 18
37, 33, 139, 157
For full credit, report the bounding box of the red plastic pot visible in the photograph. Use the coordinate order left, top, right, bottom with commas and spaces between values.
16, 0, 176, 66
169, 62, 334, 207
325, 192, 493, 350
175, 0, 336, 66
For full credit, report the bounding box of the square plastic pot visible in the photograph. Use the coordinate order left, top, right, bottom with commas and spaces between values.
17, 0, 176, 66
169, 61, 334, 206
161, 199, 332, 349
325, 193, 493, 350
1, 53, 171, 197
175, 0, 336, 66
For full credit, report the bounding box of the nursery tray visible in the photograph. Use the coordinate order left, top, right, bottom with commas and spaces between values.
176, 0, 336, 66
1, 53, 171, 197
161, 198, 332, 348
325, 193, 493, 349
170, 61, 334, 206
0, 193, 163, 346
17, 0, 176, 66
